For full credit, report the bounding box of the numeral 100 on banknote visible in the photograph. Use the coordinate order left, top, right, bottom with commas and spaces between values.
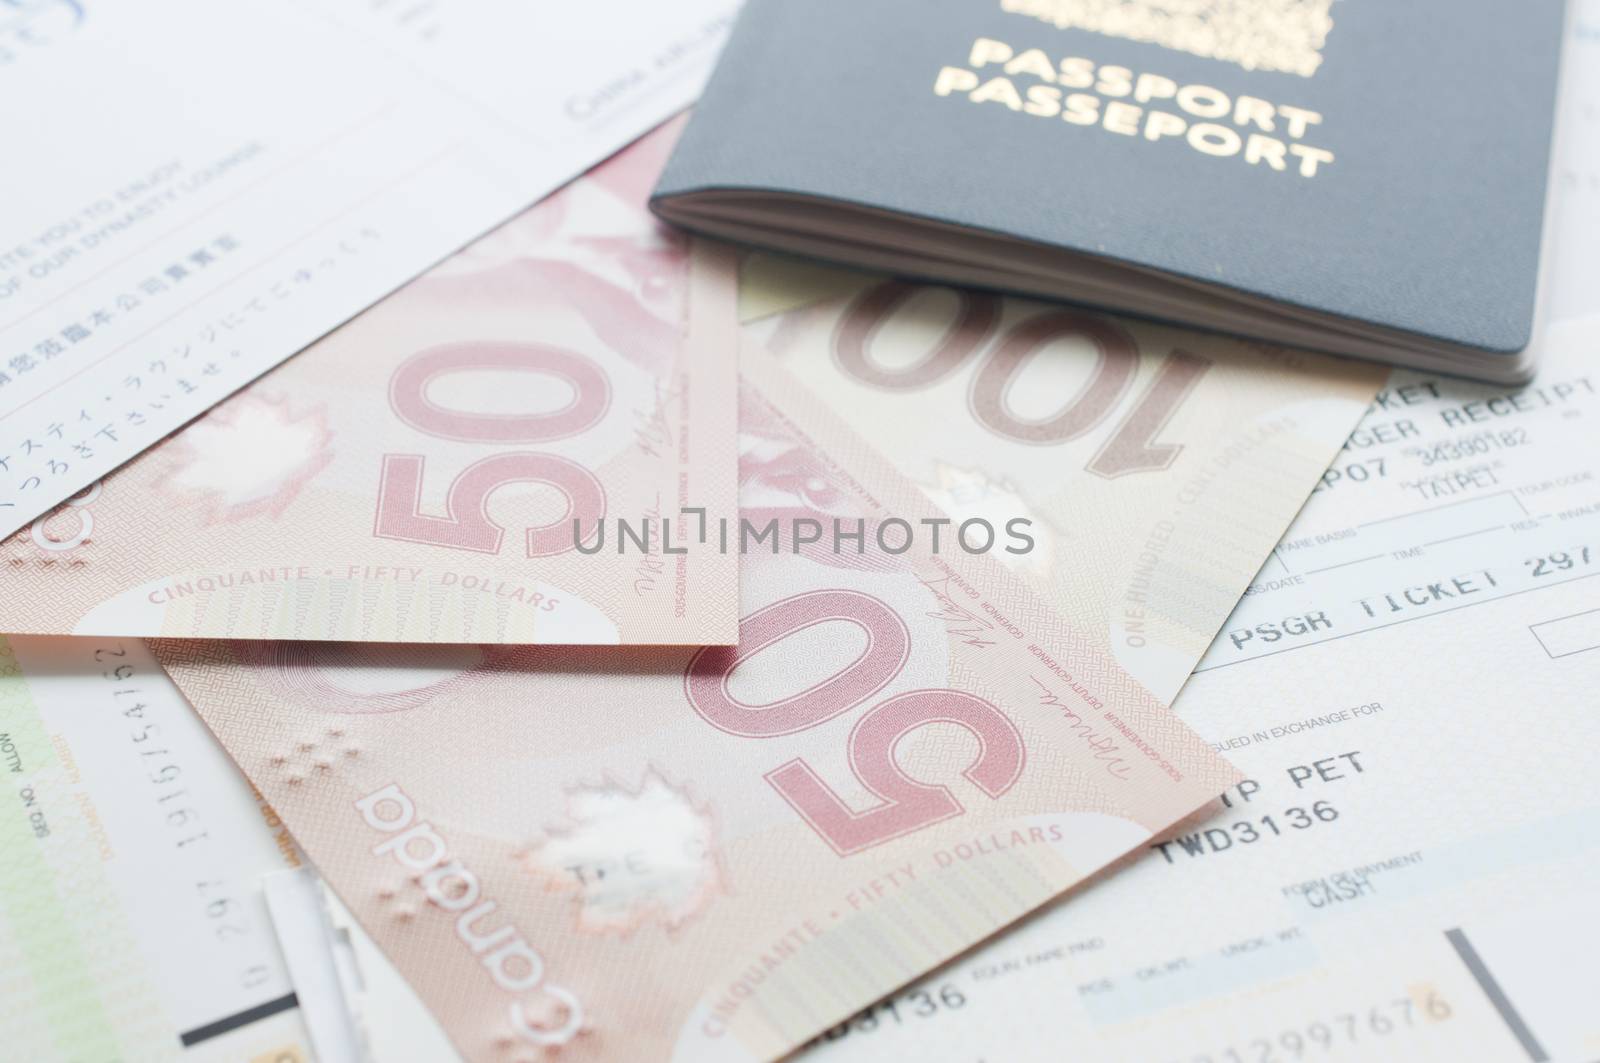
834, 283, 1208, 477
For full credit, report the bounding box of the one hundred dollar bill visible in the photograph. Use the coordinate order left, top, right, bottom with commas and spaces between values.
0, 122, 739, 645
744, 257, 1386, 702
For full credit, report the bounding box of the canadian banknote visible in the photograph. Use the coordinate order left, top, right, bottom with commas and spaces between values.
0, 121, 738, 645
154, 350, 1241, 1062
743, 258, 1386, 703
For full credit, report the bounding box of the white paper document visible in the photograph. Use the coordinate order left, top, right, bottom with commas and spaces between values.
0, 635, 314, 1060
0, 0, 736, 537
790, 318, 1600, 1062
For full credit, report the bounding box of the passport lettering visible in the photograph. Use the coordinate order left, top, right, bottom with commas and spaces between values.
935, 38, 1336, 176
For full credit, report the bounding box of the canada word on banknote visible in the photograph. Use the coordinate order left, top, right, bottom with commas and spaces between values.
154, 351, 1239, 1063
0, 121, 738, 646
744, 259, 1385, 703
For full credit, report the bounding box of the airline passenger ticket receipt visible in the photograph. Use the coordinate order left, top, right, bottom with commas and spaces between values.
0, 0, 738, 537
789, 316, 1600, 1063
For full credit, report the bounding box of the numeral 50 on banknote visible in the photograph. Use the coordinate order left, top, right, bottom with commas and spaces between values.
688, 588, 1024, 855
374, 341, 608, 557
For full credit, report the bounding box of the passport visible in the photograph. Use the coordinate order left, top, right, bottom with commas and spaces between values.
652, 0, 1570, 383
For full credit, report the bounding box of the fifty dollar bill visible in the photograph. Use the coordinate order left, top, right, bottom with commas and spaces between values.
744, 257, 1384, 702
155, 349, 1243, 1062
146, 254, 1383, 1059
0, 122, 738, 645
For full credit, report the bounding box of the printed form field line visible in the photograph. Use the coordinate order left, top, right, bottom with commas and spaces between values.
1422, 525, 1508, 548
1356, 490, 1527, 529
1303, 553, 1384, 576
1530, 607, 1600, 658
1195, 569, 1600, 673
1276, 496, 1524, 575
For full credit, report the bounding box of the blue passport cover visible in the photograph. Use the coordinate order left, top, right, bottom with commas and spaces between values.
655, 0, 1566, 357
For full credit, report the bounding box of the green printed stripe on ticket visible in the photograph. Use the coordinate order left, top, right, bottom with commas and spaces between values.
0, 637, 121, 1061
